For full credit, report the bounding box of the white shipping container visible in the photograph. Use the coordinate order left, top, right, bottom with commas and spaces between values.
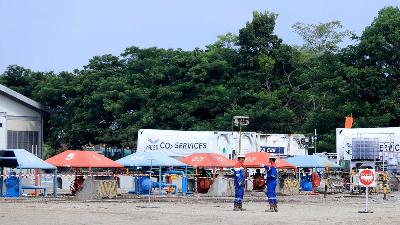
137, 129, 307, 158
259, 134, 308, 156
137, 129, 258, 158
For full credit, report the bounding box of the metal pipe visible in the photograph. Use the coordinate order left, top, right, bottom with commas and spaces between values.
314, 129, 317, 154
41, 116, 44, 158
164, 170, 187, 194
365, 186, 369, 212
53, 169, 58, 197
239, 125, 242, 154
18, 168, 22, 197
184, 166, 188, 194
35, 169, 39, 196
148, 159, 153, 206
159, 166, 162, 195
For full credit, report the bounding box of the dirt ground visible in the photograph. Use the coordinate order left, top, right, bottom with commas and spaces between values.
0, 192, 399, 225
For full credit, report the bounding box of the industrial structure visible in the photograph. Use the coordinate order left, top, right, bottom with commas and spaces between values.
0, 84, 48, 158
336, 127, 400, 173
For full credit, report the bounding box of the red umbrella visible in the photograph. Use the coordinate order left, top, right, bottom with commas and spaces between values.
181, 153, 235, 193
180, 153, 235, 168
234, 152, 296, 169
46, 150, 123, 168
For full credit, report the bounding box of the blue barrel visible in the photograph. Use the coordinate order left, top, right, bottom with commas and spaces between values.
4, 172, 20, 197
302, 181, 312, 191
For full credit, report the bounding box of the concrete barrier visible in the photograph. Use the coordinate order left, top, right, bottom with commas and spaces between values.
76, 177, 117, 200
206, 174, 234, 197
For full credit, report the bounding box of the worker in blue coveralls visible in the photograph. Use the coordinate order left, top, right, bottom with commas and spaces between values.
261, 156, 278, 212
233, 153, 246, 211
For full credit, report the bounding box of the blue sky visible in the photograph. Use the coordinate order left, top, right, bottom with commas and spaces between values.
0, 0, 399, 73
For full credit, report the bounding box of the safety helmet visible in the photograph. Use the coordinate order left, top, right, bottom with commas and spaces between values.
237, 153, 246, 159
269, 155, 277, 159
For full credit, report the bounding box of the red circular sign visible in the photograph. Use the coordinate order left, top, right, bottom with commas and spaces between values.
359, 169, 375, 186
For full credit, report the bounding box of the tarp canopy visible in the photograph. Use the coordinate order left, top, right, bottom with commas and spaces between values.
116, 151, 187, 167
0, 149, 56, 170
235, 152, 296, 169
46, 150, 123, 168
180, 153, 235, 168
286, 155, 341, 168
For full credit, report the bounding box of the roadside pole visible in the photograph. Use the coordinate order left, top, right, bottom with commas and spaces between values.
358, 169, 375, 213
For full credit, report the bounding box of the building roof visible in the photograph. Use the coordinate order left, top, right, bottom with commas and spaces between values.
0, 84, 49, 113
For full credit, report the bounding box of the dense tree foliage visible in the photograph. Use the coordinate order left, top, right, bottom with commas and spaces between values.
1, 7, 399, 157
292, 20, 353, 53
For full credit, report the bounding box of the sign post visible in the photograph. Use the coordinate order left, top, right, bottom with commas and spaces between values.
358, 169, 376, 213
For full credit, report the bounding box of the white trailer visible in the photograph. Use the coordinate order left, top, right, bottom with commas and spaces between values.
258, 133, 308, 156
336, 127, 400, 171
137, 129, 307, 158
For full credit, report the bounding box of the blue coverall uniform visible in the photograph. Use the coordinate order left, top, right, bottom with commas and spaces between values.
233, 165, 245, 204
264, 165, 278, 205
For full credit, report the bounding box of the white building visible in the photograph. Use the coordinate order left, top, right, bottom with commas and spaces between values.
0, 84, 48, 158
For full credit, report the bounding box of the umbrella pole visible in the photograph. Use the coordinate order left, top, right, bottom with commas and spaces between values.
212, 168, 216, 181
53, 169, 58, 197
195, 167, 198, 193
114, 169, 119, 186
18, 168, 22, 197
148, 159, 153, 206
34, 169, 38, 196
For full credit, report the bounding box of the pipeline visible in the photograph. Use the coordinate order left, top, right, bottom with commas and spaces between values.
164, 170, 188, 194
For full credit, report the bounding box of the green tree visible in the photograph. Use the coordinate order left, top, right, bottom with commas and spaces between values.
0, 65, 33, 96
292, 20, 353, 53
339, 6, 400, 127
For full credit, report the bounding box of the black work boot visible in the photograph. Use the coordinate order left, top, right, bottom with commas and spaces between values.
239, 202, 246, 211
274, 204, 278, 212
265, 203, 274, 212
233, 202, 240, 211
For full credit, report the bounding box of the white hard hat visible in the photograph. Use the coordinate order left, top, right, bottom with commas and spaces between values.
237, 153, 246, 158
269, 155, 277, 159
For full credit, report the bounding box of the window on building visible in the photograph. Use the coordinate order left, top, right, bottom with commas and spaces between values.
7, 131, 39, 155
